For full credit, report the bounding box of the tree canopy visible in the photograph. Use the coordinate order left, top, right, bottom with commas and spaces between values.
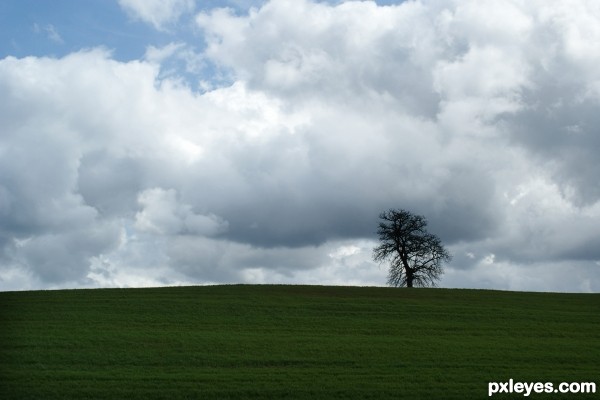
373, 209, 451, 288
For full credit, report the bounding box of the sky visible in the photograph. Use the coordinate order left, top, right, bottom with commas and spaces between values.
1, 0, 599, 292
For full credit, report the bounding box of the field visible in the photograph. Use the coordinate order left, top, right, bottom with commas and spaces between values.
1, 285, 598, 399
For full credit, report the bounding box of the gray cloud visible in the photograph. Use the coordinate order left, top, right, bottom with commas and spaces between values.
78, 151, 143, 217
507, 91, 600, 206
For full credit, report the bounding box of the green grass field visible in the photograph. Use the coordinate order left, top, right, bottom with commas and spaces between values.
1, 285, 598, 399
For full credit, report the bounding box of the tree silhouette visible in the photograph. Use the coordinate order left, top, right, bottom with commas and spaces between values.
373, 209, 451, 288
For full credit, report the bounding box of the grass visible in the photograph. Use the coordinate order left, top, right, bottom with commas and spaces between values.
1, 285, 599, 399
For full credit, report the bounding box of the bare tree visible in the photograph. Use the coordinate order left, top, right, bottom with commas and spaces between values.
373, 209, 451, 288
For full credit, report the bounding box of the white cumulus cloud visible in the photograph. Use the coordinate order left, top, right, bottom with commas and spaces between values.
118, 0, 195, 30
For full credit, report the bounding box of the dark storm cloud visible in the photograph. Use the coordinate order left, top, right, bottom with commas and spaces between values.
78, 151, 144, 217
507, 91, 600, 206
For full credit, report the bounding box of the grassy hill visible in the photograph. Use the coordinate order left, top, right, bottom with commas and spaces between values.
1, 285, 598, 399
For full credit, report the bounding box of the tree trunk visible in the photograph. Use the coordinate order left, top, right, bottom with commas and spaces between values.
400, 246, 414, 288
405, 266, 414, 288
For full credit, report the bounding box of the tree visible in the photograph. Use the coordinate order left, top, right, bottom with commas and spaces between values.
373, 209, 451, 288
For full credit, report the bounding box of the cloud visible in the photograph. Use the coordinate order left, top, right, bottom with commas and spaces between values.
33, 23, 64, 44
118, 0, 195, 31
196, 1, 443, 115
1, 0, 600, 292
135, 188, 228, 236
